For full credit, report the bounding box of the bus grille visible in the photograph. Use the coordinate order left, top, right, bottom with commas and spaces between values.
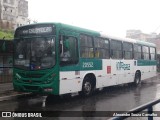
22, 80, 42, 84
18, 73, 44, 78
24, 86, 39, 91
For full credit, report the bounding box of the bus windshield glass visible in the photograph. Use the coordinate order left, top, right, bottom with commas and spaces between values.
14, 36, 56, 70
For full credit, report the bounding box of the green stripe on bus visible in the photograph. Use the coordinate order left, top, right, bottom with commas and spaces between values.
137, 60, 157, 66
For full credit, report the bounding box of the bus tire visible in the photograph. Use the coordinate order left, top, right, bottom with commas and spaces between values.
134, 72, 141, 86
81, 78, 93, 97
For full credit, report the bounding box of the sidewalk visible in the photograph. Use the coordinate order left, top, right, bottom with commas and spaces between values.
0, 82, 13, 94
0, 83, 30, 102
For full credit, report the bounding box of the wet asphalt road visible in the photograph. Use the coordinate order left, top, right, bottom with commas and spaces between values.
0, 75, 160, 120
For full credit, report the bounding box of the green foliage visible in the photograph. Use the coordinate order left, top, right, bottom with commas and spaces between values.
0, 29, 14, 40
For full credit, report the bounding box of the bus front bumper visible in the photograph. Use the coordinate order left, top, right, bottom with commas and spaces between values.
13, 82, 57, 95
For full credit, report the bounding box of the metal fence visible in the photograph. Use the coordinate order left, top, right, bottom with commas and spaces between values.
0, 40, 13, 84
0, 68, 12, 83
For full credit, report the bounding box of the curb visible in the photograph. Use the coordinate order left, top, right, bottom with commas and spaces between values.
0, 92, 31, 102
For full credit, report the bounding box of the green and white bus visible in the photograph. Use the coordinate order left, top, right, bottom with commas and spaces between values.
13, 23, 157, 96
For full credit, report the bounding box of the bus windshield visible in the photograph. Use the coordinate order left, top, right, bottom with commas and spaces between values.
14, 36, 56, 70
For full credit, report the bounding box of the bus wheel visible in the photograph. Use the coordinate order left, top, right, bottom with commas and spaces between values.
81, 79, 93, 97
134, 73, 141, 86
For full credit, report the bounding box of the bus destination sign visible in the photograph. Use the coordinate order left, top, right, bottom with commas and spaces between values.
15, 24, 55, 37
22, 27, 52, 35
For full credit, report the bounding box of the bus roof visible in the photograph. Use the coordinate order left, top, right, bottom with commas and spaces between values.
57, 23, 100, 36
100, 33, 156, 47
16, 22, 156, 47
57, 23, 156, 47
135, 40, 156, 47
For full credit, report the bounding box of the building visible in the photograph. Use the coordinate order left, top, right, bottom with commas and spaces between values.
0, 0, 28, 30
147, 34, 160, 54
0, 39, 13, 83
126, 30, 151, 41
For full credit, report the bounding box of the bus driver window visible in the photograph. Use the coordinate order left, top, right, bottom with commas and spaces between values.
60, 38, 71, 62
60, 35, 78, 66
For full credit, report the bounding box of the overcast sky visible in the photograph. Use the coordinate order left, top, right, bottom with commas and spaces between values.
27, 0, 160, 37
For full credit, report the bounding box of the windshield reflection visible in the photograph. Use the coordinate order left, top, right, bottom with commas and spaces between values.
14, 36, 56, 70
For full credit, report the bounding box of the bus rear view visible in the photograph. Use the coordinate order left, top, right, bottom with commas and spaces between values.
13, 24, 59, 95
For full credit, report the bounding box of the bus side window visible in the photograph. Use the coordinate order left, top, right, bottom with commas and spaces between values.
94, 37, 109, 59
142, 46, 149, 60
110, 40, 122, 59
123, 42, 133, 59
134, 44, 142, 60
150, 47, 156, 60
80, 34, 94, 58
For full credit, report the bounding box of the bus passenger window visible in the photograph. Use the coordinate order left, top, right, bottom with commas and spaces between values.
142, 46, 149, 60
150, 47, 156, 60
134, 44, 142, 60
110, 40, 122, 59
94, 37, 109, 59
80, 34, 94, 58
123, 42, 133, 59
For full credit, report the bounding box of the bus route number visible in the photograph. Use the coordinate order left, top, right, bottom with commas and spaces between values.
83, 62, 94, 68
